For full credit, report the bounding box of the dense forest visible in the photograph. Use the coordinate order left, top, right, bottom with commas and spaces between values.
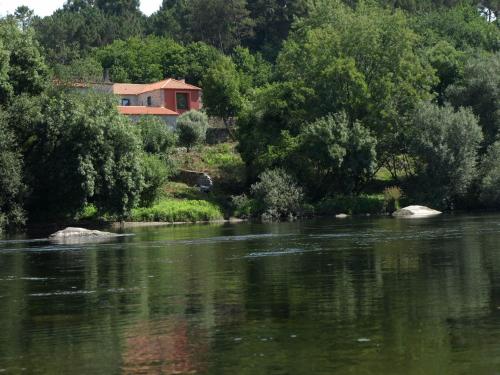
0, 0, 499, 229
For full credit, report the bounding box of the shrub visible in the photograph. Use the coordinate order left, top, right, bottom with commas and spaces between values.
479, 141, 500, 207
140, 154, 171, 207
23, 92, 144, 219
408, 102, 483, 208
296, 112, 377, 197
231, 194, 257, 219
176, 110, 208, 151
0, 116, 25, 229
250, 169, 304, 221
138, 116, 177, 155
383, 186, 403, 212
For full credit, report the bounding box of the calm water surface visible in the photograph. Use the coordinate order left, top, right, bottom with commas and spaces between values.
1, 214, 500, 374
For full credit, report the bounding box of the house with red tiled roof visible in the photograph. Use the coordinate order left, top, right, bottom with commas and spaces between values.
113, 78, 202, 126
67, 78, 203, 126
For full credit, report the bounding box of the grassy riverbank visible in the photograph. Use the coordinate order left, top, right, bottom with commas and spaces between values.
130, 198, 223, 222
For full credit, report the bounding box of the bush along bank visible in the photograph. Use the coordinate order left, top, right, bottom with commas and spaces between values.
230, 170, 408, 221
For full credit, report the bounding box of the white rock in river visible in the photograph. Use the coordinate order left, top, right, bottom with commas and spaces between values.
392, 205, 442, 218
49, 227, 124, 243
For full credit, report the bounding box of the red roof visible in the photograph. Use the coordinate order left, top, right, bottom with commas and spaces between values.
118, 106, 178, 116
113, 79, 201, 95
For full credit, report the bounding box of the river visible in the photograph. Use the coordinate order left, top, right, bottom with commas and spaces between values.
1, 214, 500, 374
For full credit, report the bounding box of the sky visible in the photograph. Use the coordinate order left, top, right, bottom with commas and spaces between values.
0, 0, 163, 17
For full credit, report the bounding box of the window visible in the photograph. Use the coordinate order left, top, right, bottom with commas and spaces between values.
176, 93, 189, 110
147, 96, 152, 106
121, 98, 130, 106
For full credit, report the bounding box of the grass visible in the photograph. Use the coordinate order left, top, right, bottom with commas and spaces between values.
173, 143, 243, 173
172, 142, 246, 194
129, 198, 224, 222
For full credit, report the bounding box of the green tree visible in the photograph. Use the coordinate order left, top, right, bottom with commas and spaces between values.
0, 114, 25, 230
21, 92, 144, 219
479, 141, 500, 206
202, 56, 244, 130
0, 19, 49, 102
95, 0, 140, 15
140, 154, 170, 207
187, 0, 254, 52
13, 6, 35, 31
408, 102, 483, 207
176, 110, 208, 151
250, 168, 304, 220
237, 81, 313, 177
411, 4, 499, 52
147, 0, 189, 41
425, 40, 465, 103
95, 36, 216, 84
446, 53, 500, 147
246, 0, 308, 59
138, 116, 177, 155
297, 113, 377, 197
33, 2, 144, 65
277, 0, 436, 164
232, 46, 272, 88
53, 56, 103, 82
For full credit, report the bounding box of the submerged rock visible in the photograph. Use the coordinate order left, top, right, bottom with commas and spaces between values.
49, 227, 125, 243
392, 205, 442, 218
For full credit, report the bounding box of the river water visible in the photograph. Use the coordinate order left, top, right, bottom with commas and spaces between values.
1, 214, 500, 374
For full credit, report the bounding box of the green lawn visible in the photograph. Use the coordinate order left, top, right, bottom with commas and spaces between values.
129, 198, 224, 222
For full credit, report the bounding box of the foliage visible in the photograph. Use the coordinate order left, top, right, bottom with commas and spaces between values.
277, 0, 437, 160
231, 194, 256, 219
315, 195, 385, 216
187, 0, 255, 52
250, 168, 304, 220
33, 2, 144, 65
237, 81, 314, 176
446, 53, 500, 147
95, 36, 223, 85
19, 92, 144, 219
232, 46, 272, 88
0, 19, 49, 103
411, 4, 499, 52
246, 0, 308, 60
294, 113, 377, 198
479, 141, 500, 207
0, 114, 25, 229
137, 116, 177, 155
425, 41, 465, 103
130, 198, 223, 222
202, 56, 244, 128
407, 102, 483, 207
383, 186, 403, 211
140, 154, 171, 207
176, 110, 208, 151
172, 142, 246, 194
54, 56, 103, 83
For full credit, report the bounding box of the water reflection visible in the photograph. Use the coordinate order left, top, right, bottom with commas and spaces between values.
1, 216, 500, 374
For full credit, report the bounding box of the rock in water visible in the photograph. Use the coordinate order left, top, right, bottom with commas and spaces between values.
392, 205, 442, 218
49, 227, 124, 244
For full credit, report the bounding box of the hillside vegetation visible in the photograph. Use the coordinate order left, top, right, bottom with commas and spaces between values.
0, 1, 499, 229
